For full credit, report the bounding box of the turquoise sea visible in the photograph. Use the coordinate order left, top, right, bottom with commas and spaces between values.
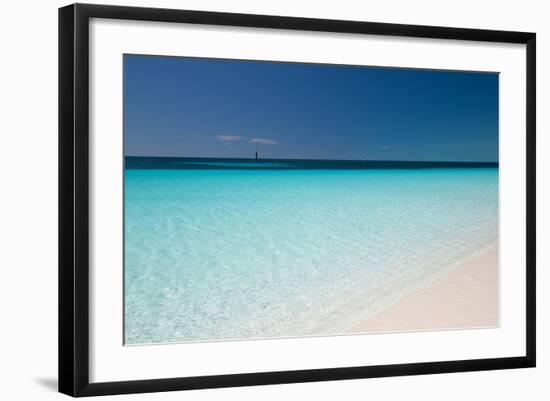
124, 158, 499, 344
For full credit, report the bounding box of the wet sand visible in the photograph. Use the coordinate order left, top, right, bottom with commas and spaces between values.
348, 245, 499, 334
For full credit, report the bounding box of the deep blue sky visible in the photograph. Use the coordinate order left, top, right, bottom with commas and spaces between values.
124, 55, 498, 162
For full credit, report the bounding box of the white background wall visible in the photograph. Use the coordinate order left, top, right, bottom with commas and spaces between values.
0, 0, 547, 399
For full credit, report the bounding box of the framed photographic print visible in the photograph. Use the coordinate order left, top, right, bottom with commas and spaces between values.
58, 3, 536, 397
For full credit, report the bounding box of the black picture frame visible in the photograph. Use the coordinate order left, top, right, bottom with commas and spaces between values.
59, 3, 536, 397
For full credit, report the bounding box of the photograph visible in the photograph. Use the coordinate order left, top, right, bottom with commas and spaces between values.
53, 2, 538, 396
123, 54, 500, 345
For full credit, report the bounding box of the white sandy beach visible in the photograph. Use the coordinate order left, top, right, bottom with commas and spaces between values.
347, 245, 499, 334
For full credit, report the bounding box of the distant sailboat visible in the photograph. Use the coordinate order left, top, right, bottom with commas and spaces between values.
255, 146, 258, 162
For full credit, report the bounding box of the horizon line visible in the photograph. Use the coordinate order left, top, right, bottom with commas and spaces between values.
124, 155, 498, 164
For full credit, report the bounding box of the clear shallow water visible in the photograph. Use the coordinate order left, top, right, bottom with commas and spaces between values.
124, 161, 499, 344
